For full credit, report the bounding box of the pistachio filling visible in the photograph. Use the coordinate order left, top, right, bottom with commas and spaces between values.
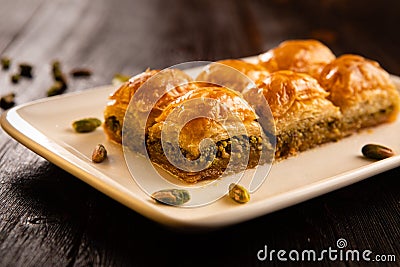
275, 118, 341, 159
147, 134, 269, 171
146, 134, 270, 183
215, 135, 264, 159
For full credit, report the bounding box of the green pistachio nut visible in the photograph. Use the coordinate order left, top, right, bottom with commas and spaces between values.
72, 118, 102, 133
151, 189, 190, 206
70, 68, 92, 77
19, 63, 33, 78
47, 81, 67, 97
1, 57, 11, 70
112, 73, 130, 86
228, 183, 250, 204
11, 74, 20, 84
0, 93, 16, 110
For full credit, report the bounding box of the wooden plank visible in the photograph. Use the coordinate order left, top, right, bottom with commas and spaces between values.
0, 0, 45, 53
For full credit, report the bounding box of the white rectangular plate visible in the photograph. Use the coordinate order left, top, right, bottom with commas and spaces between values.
2, 76, 400, 230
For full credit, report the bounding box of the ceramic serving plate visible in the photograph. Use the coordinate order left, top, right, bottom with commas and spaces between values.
2, 71, 400, 230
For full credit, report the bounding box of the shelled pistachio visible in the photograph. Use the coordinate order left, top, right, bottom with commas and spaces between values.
70, 68, 92, 77
228, 183, 250, 204
92, 144, 107, 163
1, 57, 11, 70
19, 63, 33, 78
151, 189, 190, 206
0, 93, 15, 110
51, 60, 68, 89
11, 74, 20, 84
112, 73, 130, 85
72, 118, 102, 133
47, 81, 67, 97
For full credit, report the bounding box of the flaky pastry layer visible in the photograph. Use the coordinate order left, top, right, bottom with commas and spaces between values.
258, 39, 336, 79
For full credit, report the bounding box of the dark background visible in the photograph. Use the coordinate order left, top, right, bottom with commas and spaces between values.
1, 0, 399, 266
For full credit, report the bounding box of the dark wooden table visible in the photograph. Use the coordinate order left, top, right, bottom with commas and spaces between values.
1, 0, 399, 266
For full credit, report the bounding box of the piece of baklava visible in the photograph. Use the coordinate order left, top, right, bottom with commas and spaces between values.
319, 54, 400, 134
196, 59, 270, 92
146, 85, 274, 183
243, 70, 342, 159
258, 39, 336, 79
103, 68, 194, 144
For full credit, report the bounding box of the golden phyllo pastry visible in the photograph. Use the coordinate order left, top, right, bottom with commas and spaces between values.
146, 85, 273, 183
196, 59, 270, 92
103, 69, 194, 144
258, 39, 336, 79
319, 54, 400, 134
243, 70, 342, 159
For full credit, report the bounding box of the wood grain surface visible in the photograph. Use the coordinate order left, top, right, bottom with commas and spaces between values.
1, 0, 399, 266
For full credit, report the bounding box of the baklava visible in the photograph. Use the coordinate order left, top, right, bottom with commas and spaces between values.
146, 85, 273, 183
243, 70, 342, 159
319, 54, 400, 134
103, 40, 400, 184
